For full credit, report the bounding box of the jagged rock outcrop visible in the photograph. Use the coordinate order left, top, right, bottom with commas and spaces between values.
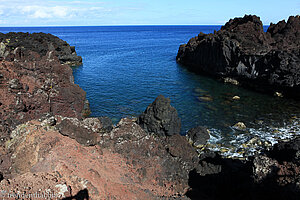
0, 117, 198, 199
187, 136, 300, 200
0, 32, 82, 66
137, 95, 181, 136
186, 126, 210, 147
0, 34, 88, 141
177, 15, 300, 98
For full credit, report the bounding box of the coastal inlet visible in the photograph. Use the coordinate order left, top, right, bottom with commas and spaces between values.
1, 25, 299, 157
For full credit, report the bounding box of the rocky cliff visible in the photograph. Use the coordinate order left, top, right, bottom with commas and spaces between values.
0, 32, 82, 66
176, 15, 300, 98
0, 33, 88, 142
1, 31, 300, 200
0, 32, 198, 199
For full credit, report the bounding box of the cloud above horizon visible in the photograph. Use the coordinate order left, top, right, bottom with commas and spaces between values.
0, 0, 299, 26
0, 0, 129, 26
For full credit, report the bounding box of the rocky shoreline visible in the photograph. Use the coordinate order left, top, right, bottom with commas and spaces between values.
176, 15, 300, 99
0, 32, 299, 199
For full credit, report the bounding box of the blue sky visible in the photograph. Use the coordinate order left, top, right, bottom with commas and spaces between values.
0, 0, 299, 26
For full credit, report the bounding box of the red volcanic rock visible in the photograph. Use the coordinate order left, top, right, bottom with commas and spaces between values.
0, 118, 197, 199
0, 48, 88, 140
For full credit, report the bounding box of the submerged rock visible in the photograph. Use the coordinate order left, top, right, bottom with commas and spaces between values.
177, 15, 300, 99
197, 95, 213, 102
137, 95, 181, 136
233, 122, 247, 130
232, 95, 240, 100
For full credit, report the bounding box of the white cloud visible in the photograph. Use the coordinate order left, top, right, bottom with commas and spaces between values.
20, 5, 71, 19
53, 6, 69, 18
0, 0, 142, 26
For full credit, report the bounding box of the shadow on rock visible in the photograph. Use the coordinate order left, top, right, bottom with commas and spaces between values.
186, 153, 300, 200
62, 189, 89, 200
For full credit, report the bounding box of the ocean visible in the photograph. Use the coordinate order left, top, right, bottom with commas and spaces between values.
1, 26, 299, 155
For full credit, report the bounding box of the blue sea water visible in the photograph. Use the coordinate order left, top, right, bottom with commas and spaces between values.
0, 26, 299, 149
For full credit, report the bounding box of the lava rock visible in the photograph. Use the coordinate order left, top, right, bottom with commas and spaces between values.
56, 118, 100, 146
233, 122, 247, 130
268, 136, 300, 162
187, 126, 210, 147
98, 116, 113, 133
177, 15, 300, 99
137, 95, 181, 136
0, 32, 82, 66
0, 39, 87, 141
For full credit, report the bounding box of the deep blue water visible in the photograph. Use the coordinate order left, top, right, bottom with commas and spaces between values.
0, 26, 299, 148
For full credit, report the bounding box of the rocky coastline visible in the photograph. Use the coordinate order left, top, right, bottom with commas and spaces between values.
176, 15, 300, 99
0, 32, 299, 199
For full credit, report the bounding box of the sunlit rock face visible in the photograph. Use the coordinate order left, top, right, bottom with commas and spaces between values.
177, 15, 300, 99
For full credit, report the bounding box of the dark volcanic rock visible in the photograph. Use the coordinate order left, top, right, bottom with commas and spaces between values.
56, 117, 100, 146
0, 117, 199, 199
177, 15, 300, 98
100, 118, 199, 196
0, 32, 82, 66
187, 136, 300, 200
137, 95, 181, 136
187, 126, 210, 147
98, 116, 113, 133
268, 136, 300, 162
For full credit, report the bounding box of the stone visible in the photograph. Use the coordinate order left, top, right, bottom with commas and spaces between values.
224, 78, 239, 85
232, 96, 240, 100
274, 92, 283, 97
187, 126, 210, 147
98, 116, 113, 133
56, 117, 100, 146
233, 122, 247, 130
137, 95, 181, 136
197, 95, 213, 102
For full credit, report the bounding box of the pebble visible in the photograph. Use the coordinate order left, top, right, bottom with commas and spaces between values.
233, 122, 247, 130
232, 96, 240, 100
274, 92, 283, 97
197, 95, 213, 102
224, 77, 239, 85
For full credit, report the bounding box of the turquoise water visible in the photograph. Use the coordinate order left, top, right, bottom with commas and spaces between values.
1, 26, 299, 149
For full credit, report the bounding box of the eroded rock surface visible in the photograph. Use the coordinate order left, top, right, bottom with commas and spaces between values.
177, 15, 300, 98
0, 32, 82, 66
0, 118, 198, 199
137, 95, 181, 136
0, 34, 88, 142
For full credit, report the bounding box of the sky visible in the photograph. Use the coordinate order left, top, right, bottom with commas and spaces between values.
0, 0, 299, 26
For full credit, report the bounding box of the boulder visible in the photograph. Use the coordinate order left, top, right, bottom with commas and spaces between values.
187, 126, 210, 147
137, 95, 181, 136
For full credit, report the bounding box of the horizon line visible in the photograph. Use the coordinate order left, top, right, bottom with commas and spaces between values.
0, 24, 226, 28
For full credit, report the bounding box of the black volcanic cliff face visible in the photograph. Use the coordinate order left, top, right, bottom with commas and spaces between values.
176, 15, 300, 98
0, 32, 82, 66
